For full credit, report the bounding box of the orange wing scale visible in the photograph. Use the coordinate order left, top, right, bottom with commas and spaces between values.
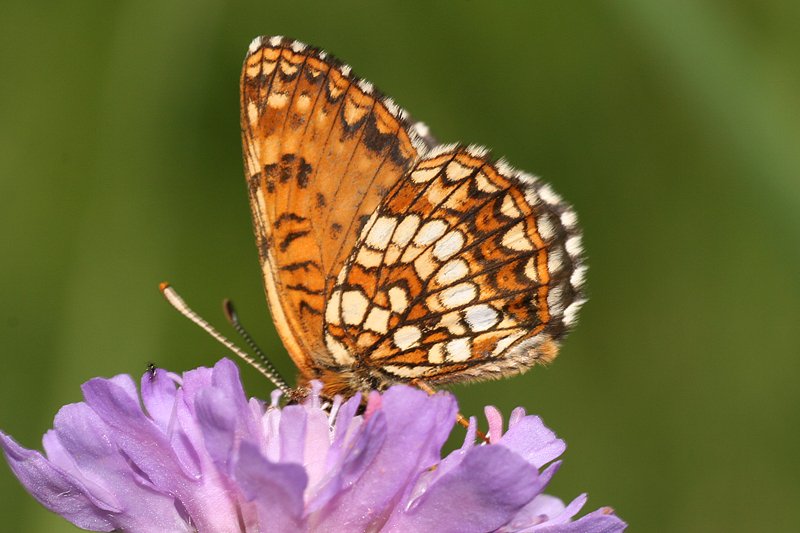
241, 37, 428, 384
240, 36, 585, 397
324, 146, 584, 388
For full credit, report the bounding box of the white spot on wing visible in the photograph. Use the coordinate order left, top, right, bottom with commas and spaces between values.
325, 290, 342, 325
492, 330, 525, 356
326, 334, 354, 365
428, 342, 445, 364
383, 97, 400, 117
565, 235, 583, 258
410, 167, 440, 183
547, 286, 565, 316
502, 222, 534, 251
436, 258, 469, 285
366, 216, 397, 250
382, 365, 430, 378
357, 79, 374, 94
445, 337, 472, 362
439, 282, 477, 308
501, 194, 522, 218
475, 171, 500, 193
560, 209, 578, 229
393, 326, 421, 350
547, 246, 565, 275
524, 256, 539, 282
268, 36, 283, 47
388, 286, 409, 313
342, 290, 369, 325
466, 144, 489, 158
437, 311, 466, 335
563, 299, 586, 327
432, 230, 465, 261
570, 265, 587, 289
538, 184, 563, 205
267, 92, 289, 109
464, 304, 499, 332
425, 143, 460, 159
445, 161, 472, 182
412, 122, 430, 138
356, 247, 383, 268
414, 220, 448, 246
364, 307, 391, 333
392, 215, 421, 247
536, 213, 557, 241
248, 36, 264, 54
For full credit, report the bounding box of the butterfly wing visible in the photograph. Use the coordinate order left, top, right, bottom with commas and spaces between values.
324, 145, 586, 387
240, 36, 432, 379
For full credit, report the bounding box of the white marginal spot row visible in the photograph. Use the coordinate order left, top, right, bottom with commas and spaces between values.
425, 143, 460, 159
248, 36, 264, 54
357, 79, 374, 94
465, 144, 489, 158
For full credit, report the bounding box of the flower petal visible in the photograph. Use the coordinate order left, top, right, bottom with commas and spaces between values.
382, 444, 539, 533
195, 387, 237, 472
500, 415, 566, 468
311, 387, 457, 531
235, 441, 308, 532
529, 504, 627, 533
52, 403, 192, 532
80, 377, 247, 531
0, 431, 116, 531
278, 405, 307, 464
305, 407, 386, 516
140, 368, 179, 432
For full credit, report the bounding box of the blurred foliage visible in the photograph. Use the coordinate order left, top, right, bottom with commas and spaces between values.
1, 1, 799, 531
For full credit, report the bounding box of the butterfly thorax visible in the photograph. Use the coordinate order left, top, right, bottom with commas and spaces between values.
298, 365, 389, 399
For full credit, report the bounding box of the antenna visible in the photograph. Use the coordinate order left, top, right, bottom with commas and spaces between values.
159, 282, 292, 395
222, 298, 288, 389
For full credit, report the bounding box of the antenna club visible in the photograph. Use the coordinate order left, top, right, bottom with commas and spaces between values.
223, 299, 237, 322
159, 281, 171, 293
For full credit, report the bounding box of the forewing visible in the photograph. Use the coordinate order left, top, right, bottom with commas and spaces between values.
240, 36, 433, 377
324, 145, 586, 385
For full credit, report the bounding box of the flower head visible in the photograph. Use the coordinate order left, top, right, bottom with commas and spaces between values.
1, 359, 625, 532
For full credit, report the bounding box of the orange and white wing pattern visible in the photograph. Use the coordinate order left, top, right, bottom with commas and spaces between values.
324, 145, 586, 388
240, 36, 432, 383
241, 36, 585, 397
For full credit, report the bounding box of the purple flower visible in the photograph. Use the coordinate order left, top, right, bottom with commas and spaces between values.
1, 359, 626, 532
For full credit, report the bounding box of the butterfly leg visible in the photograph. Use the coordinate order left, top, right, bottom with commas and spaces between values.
411, 380, 490, 444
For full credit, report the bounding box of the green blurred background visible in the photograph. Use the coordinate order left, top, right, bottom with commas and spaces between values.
2, 1, 799, 531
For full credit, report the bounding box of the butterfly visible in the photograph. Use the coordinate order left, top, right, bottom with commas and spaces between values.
240, 36, 586, 398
